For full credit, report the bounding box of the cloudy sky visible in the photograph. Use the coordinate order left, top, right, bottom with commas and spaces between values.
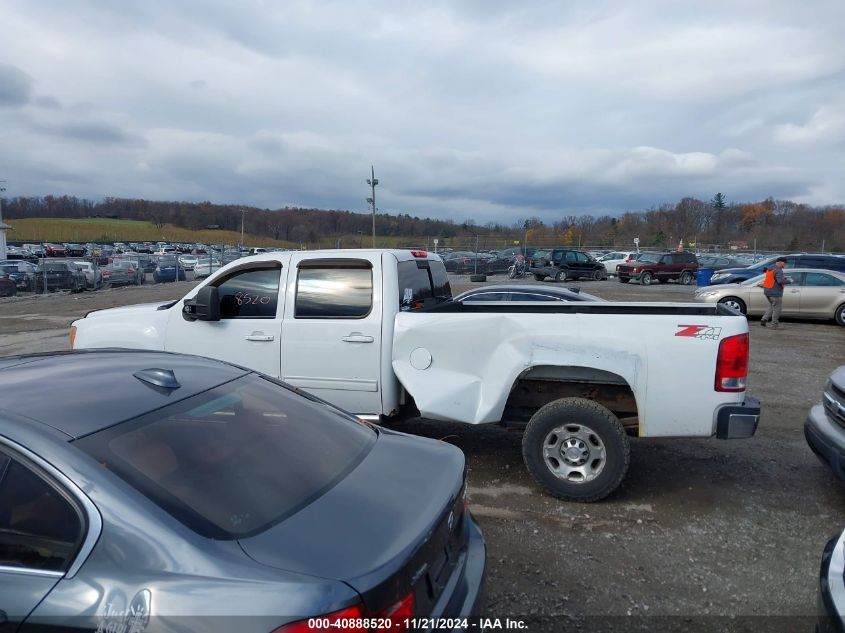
1, 0, 844, 224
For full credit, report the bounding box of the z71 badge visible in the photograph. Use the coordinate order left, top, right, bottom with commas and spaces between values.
675, 325, 723, 340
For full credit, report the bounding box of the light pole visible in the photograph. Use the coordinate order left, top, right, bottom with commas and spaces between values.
523, 220, 529, 258
366, 166, 378, 248
240, 208, 246, 250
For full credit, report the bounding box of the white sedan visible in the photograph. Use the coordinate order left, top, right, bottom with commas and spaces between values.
178, 254, 199, 270
596, 251, 639, 276
694, 268, 845, 325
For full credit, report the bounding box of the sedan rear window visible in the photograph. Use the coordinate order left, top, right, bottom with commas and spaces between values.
75, 375, 376, 539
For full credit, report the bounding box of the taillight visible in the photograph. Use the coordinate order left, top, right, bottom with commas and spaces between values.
378, 592, 415, 633
715, 333, 749, 392
411, 250, 427, 258
270, 592, 415, 633
69, 326, 76, 350
128, 268, 135, 273
271, 604, 367, 633
462, 258, 470, 264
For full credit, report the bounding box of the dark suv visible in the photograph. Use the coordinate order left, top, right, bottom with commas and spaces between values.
616, 251, 698, 285
709, 253, 845, 285
529, 248, 607, 282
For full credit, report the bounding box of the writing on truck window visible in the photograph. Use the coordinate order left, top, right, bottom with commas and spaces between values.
216, 268, 281, 319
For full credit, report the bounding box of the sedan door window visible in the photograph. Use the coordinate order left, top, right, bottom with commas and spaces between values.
803, 272, 844, 287
0, 451, 84, 572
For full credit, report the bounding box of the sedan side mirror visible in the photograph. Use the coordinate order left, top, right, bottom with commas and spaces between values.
183, 285, 220, 321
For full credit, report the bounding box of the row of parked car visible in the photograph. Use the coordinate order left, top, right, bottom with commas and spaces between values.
0, 254, 190, 296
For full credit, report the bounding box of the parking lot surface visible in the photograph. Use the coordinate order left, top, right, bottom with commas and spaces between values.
1, 274, 844, 630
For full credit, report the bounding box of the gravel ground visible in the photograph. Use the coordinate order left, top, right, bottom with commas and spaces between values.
1, 272, 844, 631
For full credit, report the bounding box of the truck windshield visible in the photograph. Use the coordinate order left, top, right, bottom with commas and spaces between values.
74, 374, 376, 539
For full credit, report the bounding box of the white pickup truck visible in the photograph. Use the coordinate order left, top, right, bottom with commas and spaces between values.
71, 249, 760, 501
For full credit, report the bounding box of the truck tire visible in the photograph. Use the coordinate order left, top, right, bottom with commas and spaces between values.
640, 271, 654, 286
522, 398, 629, 502
679, 271, 693, 285
554, 269, 568, 283
534, 274, 545, 282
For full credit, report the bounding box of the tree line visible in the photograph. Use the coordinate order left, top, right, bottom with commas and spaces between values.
1, 193, 842, 251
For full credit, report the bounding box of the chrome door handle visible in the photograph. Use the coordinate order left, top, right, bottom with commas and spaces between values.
342, 334, 374, 343
245, 332, 274, 342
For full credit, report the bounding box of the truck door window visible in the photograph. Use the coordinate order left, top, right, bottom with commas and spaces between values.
295, 264, 373, 318
214, 267, 282, 319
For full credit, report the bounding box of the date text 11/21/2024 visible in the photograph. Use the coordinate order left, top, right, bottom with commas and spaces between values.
306, 617, 527, 630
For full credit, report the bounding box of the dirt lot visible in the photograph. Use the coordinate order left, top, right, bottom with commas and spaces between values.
1, 274, 844, 631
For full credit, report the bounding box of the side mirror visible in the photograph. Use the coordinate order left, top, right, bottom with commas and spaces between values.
183, 285, 220, 321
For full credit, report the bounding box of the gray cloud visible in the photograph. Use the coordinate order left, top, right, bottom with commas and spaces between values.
0, 63, 32, 107
33, 95, 62, 109
1, 0, 843, 221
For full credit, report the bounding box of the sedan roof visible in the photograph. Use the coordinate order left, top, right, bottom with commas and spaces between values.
0, 351, 249, 439
453, 284, 606, 302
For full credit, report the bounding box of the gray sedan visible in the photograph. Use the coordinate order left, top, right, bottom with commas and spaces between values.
0, 350, 485, 631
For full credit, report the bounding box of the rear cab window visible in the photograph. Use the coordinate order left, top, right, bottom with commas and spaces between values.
397, 258, 451, 311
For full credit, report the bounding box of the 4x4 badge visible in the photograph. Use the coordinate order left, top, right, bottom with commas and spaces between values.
675, 325, 723, 340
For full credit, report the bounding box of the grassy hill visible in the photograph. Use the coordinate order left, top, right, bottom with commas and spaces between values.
5, 217, 438, 250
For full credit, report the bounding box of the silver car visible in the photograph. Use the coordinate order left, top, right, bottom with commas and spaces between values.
72, 261, 103, 290
695, 268, 845, 325
0, 350, 485, 631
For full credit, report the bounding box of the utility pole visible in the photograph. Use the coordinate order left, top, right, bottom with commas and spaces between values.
240, 208, 246, 250
523, 220, 529, 258
366, 166, 378, 248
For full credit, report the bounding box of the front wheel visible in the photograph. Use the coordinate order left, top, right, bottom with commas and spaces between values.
533, 273, 545, 282
592, 269, 603, 281
718, 296, 747, 315
679, 271, 693, 285
522, 398, 630, 502
507, 266, 517, 279
619, 277, 630, 284
640, 271, 654, 286
835, 303, 845, 326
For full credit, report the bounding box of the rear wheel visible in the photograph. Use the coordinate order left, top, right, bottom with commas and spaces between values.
835, 303, 845, 326
522, 398, 630, 502
534, 273, 545, 282
718, 296, 747, 315
640, 271, 654, 286
679, 271, 694, 285
554, 269, 568, 283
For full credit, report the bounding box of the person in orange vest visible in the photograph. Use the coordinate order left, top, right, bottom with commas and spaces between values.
760, 257, 792, 329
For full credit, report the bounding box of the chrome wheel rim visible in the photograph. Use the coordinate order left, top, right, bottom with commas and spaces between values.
542, 424, 606, 483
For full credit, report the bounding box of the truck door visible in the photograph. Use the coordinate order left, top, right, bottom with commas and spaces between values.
165, 261, 284, 377
281, 255, 383, 415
